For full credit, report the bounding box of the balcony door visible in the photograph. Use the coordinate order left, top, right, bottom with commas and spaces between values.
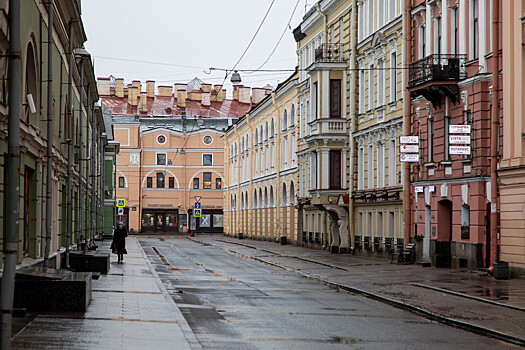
329, 150, 341, 189
330, 79, 341, 118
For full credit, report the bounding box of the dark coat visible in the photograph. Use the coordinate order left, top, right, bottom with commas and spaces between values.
112, 226, 128, 254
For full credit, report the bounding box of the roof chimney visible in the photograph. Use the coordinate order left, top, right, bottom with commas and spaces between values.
239, 86, 251, 104
213, 85, 225, 102
128, 86, 138, 106
132, 80, 141, 92
96, 77, 110, 96
115, 78, 124, 98
252, 88, 266, 104
177, 91, 186, 108
140, 92, 148, 113
201, 83, 211, 106
232, 85, 242, 101
146, 80, 155, 98
158, 86, 172, 97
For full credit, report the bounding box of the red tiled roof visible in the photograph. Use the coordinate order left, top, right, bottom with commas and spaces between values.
101, 95, 252, 119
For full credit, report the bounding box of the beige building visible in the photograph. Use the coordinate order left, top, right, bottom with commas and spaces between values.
293, 0, 352, 252
224, 73, 298, 243
99, 77, 267, 234
500, 0, 525, 275
353, 0, 404, 255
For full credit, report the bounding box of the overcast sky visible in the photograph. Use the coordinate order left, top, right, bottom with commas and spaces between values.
81, 0, 311, 95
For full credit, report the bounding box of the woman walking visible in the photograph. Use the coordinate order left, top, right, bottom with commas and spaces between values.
112, 222, 128, 263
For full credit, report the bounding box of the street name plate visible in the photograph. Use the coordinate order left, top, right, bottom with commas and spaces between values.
449, 146, 471, 155
449, 125, 471, 134
449, 135, 471, 144
400, 153, 419, 162
414, 186, 425, 193
400, 136, 419, 144
400, 144, 419, 153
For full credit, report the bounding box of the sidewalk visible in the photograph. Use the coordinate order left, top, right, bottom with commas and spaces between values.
12, 238, 200, 350
191, 235, 525, 347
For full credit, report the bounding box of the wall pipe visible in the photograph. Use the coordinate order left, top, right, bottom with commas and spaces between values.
403, 0, 413, 246
65, 20, 74, 267
348, 0, 357, 252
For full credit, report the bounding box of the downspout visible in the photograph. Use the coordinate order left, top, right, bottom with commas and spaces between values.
489, 0, 499, 266
91, 105, 96, 244
348, 0, 357, 252
0, 0, 21, 347
44, 0, 54, 267
78, 56, 84, 251
65, 20, 74, 267
271, 93, 281, 242
315, 3, 329, 45
84, 100, 90, 246
403, 0, 413, 245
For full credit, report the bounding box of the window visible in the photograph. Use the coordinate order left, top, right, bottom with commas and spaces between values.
146, 177, 153, 188
428, 118, 435, 162
377, 143, 384, 188
169, 177, 175, 188
451, 7, 458, 55
368, 144, 374, 188
368, 64, 374, 110
419, 26, 426, 59
216, 178, 222, 189
329, 150, 342, 189
330, 79, 342, 118
358, 146, 365, 190
312, 82, 318, 120
203, 172, 212, 189
436, 17, 442, 55
461, 204, 470, 239
118, 176, 125, 188
156, 172, 165, 188
389, 139, 396, 186
193, 178, 199, 189
203, 154, 213, 166
378, 60, 384, 106
359, 68, 365, 113
203, 135, 213, 145
157, 153, 167, 165
471, 0, 479, 59
157, 135, 166, 144
390, 52, 397, 103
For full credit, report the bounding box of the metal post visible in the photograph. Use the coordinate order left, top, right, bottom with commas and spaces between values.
403, 0, 413, 246
0, 0, 21, 347
348, 0, 358, 252
65, 20, 74, 267
43, 0, 54, 267
490, 0, 499, 266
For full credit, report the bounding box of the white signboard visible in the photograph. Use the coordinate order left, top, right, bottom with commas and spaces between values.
400, 136, 419, 144
449, 135, 471, 144
414, 186, 425, 193
400, 153, 420, 162
449, 146, 471, 155
400, 144, 419, 153
449, 125, 471, 134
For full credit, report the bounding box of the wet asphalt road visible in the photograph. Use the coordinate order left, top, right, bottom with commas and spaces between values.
139, 236, 512, 350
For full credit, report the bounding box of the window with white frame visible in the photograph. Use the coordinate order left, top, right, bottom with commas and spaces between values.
471, 0, 479, 60
378, 59, 385, 106
368, 0, 374, 34
389, 138, 396, 186
202, 154, 213, 166
358, 2, 364, 41
377, 142, 384, 188
419, 25, 426, 59
291, 134, 296, 166
390, 51, 397, 103
255, 150, 258, 175
156, 153, 167, 165
270, 142, 275, 169
435, 16, 442, 55
368, 63, 375, 110
451, 7, 458, 55
359, 67, 365, 113
379, 0, 384, 28
390, 0, 396, 21
368, 143, 374, 189
358, 146, 365, 190
283, 137, 288, 166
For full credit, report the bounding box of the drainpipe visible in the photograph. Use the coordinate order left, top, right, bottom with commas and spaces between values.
65, 20, 74, 267
0, 0, 21, 347
78, 57, 84, 251
403, 0, 413, 246
348, 0, 358, 252
84, 100, 90, 247
315, 3, 329, 45
91, 105, 96, 245
271, 93, 281, 242
44, 0, 54, 267
489, 0, 499, 266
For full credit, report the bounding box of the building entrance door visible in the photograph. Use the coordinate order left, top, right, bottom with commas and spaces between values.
424, 205, 431, 263
436, 200, 453, 267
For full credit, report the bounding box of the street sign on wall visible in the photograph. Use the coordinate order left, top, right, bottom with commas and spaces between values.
400, 136, 419, 144
449, 135, 471, 144
414, 186, 425, 193
400, 153, 419, 162
449, 146, 471, 155
400, 144, 419, 153
449, 125, 471, 134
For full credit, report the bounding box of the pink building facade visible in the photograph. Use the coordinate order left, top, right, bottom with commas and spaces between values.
407, 0, 502, 268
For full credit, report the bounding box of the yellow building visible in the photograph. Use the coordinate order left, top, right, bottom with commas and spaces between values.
224, 73, 298, 243
353, 0, 404, 255
293, 0, 352, 252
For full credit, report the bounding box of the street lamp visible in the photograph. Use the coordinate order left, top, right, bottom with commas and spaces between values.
230, 70, 241, 84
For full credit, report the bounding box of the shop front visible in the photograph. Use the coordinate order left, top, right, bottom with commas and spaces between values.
141, 209, 179, 233
188, 208, 223, 233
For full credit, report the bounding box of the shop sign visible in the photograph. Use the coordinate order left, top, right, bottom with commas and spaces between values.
147, 203, 174, 207
429, 185, 436, 193
449, 125, 471, 134
400, 153, 419, 162
400, 144, 419, 153
449, 135, 471, 144
414, 186, 425, 193
449, 146, 471, 155
400, 136, 419, 144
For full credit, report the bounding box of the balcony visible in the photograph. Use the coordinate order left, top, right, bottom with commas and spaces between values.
306, 118, 347, 144
307, 44, 346, 72
407, 54, 466, 108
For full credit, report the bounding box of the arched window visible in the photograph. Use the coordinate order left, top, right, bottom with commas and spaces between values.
241, 137, 244, 153
234, 143, 238, 157
254, 190, 258, 209
265, 121, 269, 141
264, 187, 268, 208
259, 126, 263, 143
289, 181, 295, 205
271, 118, 275, 137
283, 109, 288, 131
282, 183, 287, 206
269, 186, 274, 207
245, 191, 249, 209
291, 104, 295, 126
254, 131, 258, 145
259, 188, 263, 208
234, 194, 237, 209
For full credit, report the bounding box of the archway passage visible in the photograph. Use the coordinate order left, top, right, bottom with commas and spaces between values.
435, 200, 453, 268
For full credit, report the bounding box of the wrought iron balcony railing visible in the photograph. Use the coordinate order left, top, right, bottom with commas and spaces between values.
408, 54, 466, 87
314, 44, 345, 63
